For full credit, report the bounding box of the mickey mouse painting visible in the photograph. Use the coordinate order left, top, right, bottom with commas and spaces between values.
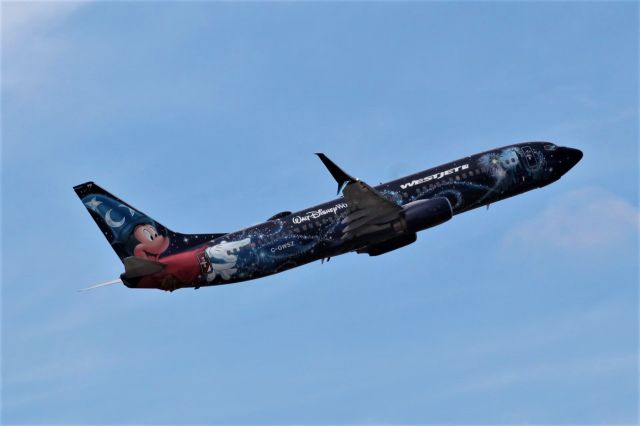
77, 186, 251, 289
80, 192, 172, 261
130, 223, 170, 260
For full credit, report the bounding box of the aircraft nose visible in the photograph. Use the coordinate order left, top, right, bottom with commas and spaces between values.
556, 146, 583, 174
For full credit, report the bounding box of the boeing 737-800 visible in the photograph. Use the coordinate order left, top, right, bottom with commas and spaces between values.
75, 142, 582, 291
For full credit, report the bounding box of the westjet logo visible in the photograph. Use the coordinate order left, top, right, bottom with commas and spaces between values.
400, 164, 469, 190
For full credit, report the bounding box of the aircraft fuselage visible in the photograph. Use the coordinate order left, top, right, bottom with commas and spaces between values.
74, 141, 582, 291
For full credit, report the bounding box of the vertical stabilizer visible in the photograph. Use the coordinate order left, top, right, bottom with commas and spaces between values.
74, 182, 226, 262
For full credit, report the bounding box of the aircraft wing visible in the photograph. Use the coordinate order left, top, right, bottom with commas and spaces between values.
316, 154, 403, 240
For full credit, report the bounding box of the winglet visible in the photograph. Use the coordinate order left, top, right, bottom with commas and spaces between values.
315, 153, 357, 195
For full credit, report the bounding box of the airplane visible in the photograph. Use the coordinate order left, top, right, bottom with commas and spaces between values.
75, 141, 582, 292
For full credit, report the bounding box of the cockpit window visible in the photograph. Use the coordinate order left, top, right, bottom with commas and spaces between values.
544, 144, 557, 151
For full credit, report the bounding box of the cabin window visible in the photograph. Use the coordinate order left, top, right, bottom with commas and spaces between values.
455, 175, 460, 180
294, 227, 300, 233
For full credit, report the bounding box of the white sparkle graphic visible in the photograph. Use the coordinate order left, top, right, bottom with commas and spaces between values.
85, 197, 102, 211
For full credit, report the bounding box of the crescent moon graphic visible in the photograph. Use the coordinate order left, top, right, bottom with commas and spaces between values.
119, 204, 136, 217
105, 209, 125, 228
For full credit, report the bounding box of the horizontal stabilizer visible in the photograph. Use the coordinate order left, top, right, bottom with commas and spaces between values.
315, 153, 357, 194
123, 256, 166, 278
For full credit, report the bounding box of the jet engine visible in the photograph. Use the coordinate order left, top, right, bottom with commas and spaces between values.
401, 197, 453, 233
357, 197, 453, 256
357, 232, 417, 256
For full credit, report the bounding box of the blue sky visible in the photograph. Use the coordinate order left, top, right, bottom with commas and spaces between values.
1, 2, 638, 424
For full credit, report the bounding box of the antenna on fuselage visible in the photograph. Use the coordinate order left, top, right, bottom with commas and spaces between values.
78, 278, 123, 292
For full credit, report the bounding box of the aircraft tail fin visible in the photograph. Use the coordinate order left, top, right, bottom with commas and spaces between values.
74, 182, 226, 262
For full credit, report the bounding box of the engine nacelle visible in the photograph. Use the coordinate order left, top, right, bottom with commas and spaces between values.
357, 232, 417, 256
401, 197, 452, 233
356, 198, 452, 257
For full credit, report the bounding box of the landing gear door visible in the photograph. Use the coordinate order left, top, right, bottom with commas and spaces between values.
522, 146, 538, 168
